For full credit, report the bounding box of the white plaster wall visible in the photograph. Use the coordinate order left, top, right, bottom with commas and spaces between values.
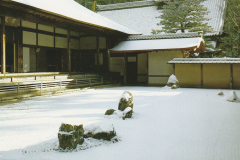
55, 36, 67, 48
55, 28, 67, 35
109, 57, 125, 76
80, 36, 97, 50
148, 51, 183, 85
38, 24, 54, 32
23, 47, 30, 72
70, 31, 79, 37
38, 34, 54, 47
137, 53, 148, 82
23, 31, 36, 45
70, 38, 80, 49
22, 20, 36, 29
99, 37, 106, 49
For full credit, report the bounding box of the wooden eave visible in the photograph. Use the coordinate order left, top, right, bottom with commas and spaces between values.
0, 0, 126, 37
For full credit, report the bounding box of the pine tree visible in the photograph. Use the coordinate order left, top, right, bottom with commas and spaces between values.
152, 0, 213, 34
219, 0, 240, 58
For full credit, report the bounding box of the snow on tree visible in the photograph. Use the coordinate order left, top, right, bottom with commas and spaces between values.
152, 0, 213, 34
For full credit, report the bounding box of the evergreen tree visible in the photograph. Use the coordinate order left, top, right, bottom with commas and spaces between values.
219, 0, 240, 58
152, 0, 213, 34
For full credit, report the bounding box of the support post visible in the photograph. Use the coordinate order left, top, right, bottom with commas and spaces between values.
230, 64, 233, 89
96, 36, 100, 72
201, 64, 203, 88
1, 16, 6, 74
67, 30, 71, 72
124, 53, 127, 84
173, 64, 175, 75
147, 52, 149, 85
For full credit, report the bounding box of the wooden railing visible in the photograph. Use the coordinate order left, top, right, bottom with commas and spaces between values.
0, 77, 112, 97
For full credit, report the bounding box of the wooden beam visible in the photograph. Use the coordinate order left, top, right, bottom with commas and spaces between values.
67, 30, 71, 72
1, 16, 6, 74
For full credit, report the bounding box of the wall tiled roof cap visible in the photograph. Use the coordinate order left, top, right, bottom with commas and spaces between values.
127, 32, 202, 40
97, 1, 167, 11
168, 58, 240, 64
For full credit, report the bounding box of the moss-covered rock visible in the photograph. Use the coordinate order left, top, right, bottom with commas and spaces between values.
84, 123, 116, 141
105, 109, 116, 115
84, 131, 116, 141
58, 123, 84, 150
122, 107, 133, 120
118, 91, 133, 111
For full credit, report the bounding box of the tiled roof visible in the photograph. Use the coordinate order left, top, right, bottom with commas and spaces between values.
97, 5, 162, 35
97, 0, 227, 36
168, 58, 240, 64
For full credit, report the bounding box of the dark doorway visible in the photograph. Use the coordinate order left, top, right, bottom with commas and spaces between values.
0, 29, 15, 73
80, 51, 95, 72
127, 61, 137, 84
47, 50, 61, 72
6, 43, 14, 72
71, 51, 81, 72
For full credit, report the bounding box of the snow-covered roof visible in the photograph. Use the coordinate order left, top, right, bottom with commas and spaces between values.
11, 0, 140, 35
110, 37, 204, 53
97, 0, 226, 36
168, 58, 240, 64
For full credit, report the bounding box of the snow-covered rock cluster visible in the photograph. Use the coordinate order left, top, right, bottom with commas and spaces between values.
58, 122, 117, 150
105, 91, 133, 120
58, 91, 134, 150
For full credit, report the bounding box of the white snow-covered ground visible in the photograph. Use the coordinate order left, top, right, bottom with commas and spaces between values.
0, 86, 240, 160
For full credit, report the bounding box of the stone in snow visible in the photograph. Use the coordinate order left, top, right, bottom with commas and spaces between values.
226, 91, 238, 102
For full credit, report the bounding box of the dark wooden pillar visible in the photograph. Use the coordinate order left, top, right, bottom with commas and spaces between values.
67, 30, 71, 72
147, 52, 149, 85
1, 16, 6, 74
96, 36, 99, 72
124, 53, 127, 84
201, 64, 203, 88
230, 64, 233, 89
15, 29, 19, 73
173, 64, 175, 75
